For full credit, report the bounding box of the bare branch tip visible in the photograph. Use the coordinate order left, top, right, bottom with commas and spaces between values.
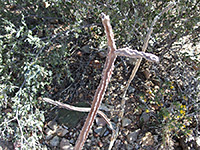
171, 1, 176, 6
100, 13, 106, 19
100, 12, 110, 21
155, 57, 160, 63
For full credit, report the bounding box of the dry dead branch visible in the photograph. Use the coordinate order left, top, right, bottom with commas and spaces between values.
108, 2, 176, 149
41, 10, 163, 150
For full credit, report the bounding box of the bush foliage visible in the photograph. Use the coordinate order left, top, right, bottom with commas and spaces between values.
0, 0, 199, 149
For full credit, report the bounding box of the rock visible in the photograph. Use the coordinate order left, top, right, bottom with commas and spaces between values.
135, 143, 140, 149
103, 130, 110, 137
95, 117, 106, 126
100, 127, 108, 137
127, 58, 137, 65
128, 86, 135, 93
126, 144, 134, 150
56, 126, 69, 137
140, 112, 150, 122
45, 134, 54, 141
60, 138, 73, 150
143, 69, 151, 79
141, 132, 154, 146
57, 102, 89, 128
94, 126, 104, 135
154, 135, 159, 143
45, 128, 56, 140
81, 45, 90, 53
69, 139, 75, 145
122, 118, 132, 127
127, 129, 141, 143
99, 103, 114, 112
50, 136, 59, 147
99, 51, 106, 58
121, 129, 129, 136
196, 136, 200, 147
62, 125, 68, 130
114, 139, 122, 148
47, 120, 57, 131
94, 126, 109, 137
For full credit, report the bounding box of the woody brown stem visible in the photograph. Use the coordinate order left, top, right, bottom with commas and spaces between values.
115, 48, 159, 63
39, 97, 114, 130
40, 12, 161, 150
74, 13, 117, 150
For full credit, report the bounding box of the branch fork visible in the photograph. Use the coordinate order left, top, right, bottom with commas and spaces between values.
40, 2, 176, 148
76, 13, 158, 150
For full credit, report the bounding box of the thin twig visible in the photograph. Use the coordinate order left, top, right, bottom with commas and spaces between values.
108, 2, 176, 149
39, 97, 114, 131
115, 48, 159, 63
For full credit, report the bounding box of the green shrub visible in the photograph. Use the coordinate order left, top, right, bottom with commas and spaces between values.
0, 0, 199, 149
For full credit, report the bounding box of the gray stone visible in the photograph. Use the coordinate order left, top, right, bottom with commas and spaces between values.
50, 136, 59, 147
45, 128, 55, 140
103, 130, 110, 137
99, 51, 107, 58
95, 117, 106, 126
196, 136, 200, 147
100, 127, 108, 137
128, 86, 135, 93
45, 134, 54, 141
127, 129, 141, 143
56, 126, 69, 137
94, 126, 104, 135
69, 139, 75, 145
62, 125, 68, 130
140, 112, 150, 122
99, 103, 114, 112
126, 144, 134, 150
60, 138, 73, 150
81, 45, 90, 53
47, 120, 57, 131
122, 118, 132, 127
127, 58, 137, 65
154, 135, 159, 143
135, 143, 140, 149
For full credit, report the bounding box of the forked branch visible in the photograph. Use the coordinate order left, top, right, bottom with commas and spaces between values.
41, 12, 161, 150
74, 13, 159, 150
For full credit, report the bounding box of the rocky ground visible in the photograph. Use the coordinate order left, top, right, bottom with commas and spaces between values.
42, 37, 199, 150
